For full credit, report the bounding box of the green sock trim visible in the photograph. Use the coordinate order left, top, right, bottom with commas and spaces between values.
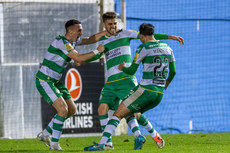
101, 125, 106, 132
51, 137, 59, 142
126, 115, 136, 123
107, 137, 112, 143
149, 128, 154, 133
103, 132, 112, 138
137, 114, 148, 126
55, 115, 65, 122
99, 114, 108, 120
45, 126, 53, 134
132, 126, 140, 133
108, 119, 120, 127
53, 123, 63, 131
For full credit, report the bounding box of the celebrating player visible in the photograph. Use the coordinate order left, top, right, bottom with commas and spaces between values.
36, 19, 106, 151
85, 12, 183, 150
84, 22, 176, 151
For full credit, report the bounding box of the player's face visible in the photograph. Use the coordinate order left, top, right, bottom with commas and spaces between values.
71, 24, 83, 42
103, 19, 117, 36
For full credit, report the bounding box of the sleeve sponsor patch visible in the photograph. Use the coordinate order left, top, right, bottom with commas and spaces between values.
134, 53, 139, 61
65, 43, 74, 52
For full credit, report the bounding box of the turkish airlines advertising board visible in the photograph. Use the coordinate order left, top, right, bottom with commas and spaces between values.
41, 62, 104, 134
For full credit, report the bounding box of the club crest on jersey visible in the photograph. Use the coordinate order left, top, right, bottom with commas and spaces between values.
65, 68, 82, 101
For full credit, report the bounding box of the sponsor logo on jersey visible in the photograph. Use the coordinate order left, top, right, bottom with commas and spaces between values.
65, 68, 82, 101
105, 48, 121, 59
65, 43, 73, 52
134, 53, 139, 61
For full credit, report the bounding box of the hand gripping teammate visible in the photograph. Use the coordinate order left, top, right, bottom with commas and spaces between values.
85, 12, 183, 150
84, 22, 176, 151
36, 19, 106, 151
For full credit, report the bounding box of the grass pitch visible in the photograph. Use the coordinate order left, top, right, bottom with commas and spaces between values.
0, 133, 229, 153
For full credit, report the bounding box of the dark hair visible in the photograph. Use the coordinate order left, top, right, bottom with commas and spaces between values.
102, 12, 117, 22
139, 23, 154, 36
65, 19, 81, 30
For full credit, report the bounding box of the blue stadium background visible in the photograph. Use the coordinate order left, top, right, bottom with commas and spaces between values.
115, 0, 230, 134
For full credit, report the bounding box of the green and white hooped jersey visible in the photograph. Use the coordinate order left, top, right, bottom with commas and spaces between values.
98, 29, 138, 83
36, 35, 81, 82
134, 40, 175, 88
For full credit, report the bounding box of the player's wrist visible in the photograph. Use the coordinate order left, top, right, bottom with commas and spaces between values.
92, 49, 99, 55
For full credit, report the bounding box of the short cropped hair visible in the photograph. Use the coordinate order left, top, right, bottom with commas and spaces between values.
139, 23, 155, 36
102, 12, 117, 22
65, 19, 81, 31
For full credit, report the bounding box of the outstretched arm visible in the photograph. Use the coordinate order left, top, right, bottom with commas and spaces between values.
154, 33, 184, 45
67, 44, 104, 64
168, 35, 184, 45
79, 31, 107, 45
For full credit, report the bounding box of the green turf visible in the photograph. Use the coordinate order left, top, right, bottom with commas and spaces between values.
0, 133, 229, 153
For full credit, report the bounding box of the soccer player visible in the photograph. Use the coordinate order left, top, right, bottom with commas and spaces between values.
84, 22, 176, 151
86, 12, 183, 150
36, 19, 106, 151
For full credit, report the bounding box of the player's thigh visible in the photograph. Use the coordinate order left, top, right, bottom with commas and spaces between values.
36, 78, 62, 105
117, 78, 137, 100
55, 81, 76, 114
52, 96, 68, 113
123, 86, 161, 113
98, 103, 109, 115
99, 84, 119, 110
55, 81, 72, 100
114, 102, 132, 119
139, 93, 164, 113
122, 86, 145, 113
65, 98, 76, 116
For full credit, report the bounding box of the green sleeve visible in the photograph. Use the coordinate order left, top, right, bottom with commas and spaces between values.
122, 62, 139, 75
154, 33, 168, 40
137, 32, 140, 39
137, 33, 168, 40
167, 62, 176, 83
86, 53, 103, 63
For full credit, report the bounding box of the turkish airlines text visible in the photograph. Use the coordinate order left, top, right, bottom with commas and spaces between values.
63, 102, 93, 128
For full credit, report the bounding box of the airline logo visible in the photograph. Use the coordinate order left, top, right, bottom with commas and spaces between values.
65, 68, 82, 101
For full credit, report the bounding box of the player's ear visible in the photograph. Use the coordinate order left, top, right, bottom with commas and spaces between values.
102, 22, 106, 29
139, 34, 143, 39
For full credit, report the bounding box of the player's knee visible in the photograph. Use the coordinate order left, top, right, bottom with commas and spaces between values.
134, 112, 141, 120
68, 105, 76, 116
113, 112, 122, 120
58, 104, 68, 117
98, 103, 109, 115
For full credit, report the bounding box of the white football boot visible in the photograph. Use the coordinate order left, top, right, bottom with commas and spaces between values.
37, 132, 51, 147
153, 132, 165, 149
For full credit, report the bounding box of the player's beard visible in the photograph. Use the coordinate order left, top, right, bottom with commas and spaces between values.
107, 28, 116, 36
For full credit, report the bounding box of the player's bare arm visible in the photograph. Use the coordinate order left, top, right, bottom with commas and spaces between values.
67, 44, 104, 64
168, 35, 184, 45
79, 31, 107, 45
